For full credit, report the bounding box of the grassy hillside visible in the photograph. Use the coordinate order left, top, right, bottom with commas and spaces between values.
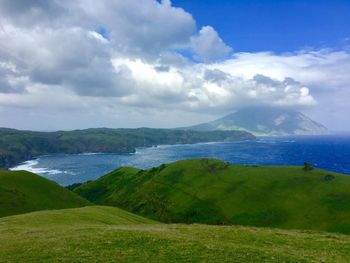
75, 158, 350, 233
0, 170, 89, 217
1, 206, 350, 262
0, 127, 253, 169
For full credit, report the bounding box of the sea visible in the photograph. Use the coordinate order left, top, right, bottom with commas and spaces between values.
10, 135, 350, 186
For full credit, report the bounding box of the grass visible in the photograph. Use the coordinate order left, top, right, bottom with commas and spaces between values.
1, 206, 350, 262
75, 158, 350, 233
1, 163, 350, 262
0, 170, 89, 217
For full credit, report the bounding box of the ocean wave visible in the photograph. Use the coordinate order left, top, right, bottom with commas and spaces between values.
78, 152, 104, 156
257, 139, 295, 144
10, 159, 75, 176
149, 141, 232, 149
256, 140, 277, 144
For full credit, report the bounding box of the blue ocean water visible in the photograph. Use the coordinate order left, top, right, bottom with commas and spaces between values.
11, 135, 350, 186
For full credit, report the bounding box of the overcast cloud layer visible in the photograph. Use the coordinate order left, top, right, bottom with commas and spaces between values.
0, 0, 349, 130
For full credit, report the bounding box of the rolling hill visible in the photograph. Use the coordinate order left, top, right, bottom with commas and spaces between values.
0, 170, 89, 217
75, 158, 350, 233
182, 107, 328, 136
1, 206, 350, 262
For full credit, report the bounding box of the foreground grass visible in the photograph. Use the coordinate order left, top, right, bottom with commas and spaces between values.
75, 158, 350, 233
0, 206, 350, 262
0, 170, 89, 217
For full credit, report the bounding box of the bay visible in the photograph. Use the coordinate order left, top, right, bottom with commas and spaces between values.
11, 135, 350, 186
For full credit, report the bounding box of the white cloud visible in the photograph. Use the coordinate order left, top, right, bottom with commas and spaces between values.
110, 58, 315, 111
209, 49, 350, 129
190, 26, 233, 62
0, 0, 349, 130
72, 0, 197, 56
212, 50, 350, 91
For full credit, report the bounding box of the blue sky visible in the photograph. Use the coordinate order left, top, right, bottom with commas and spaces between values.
173, 0, 350, 52
0, 0, 350, 131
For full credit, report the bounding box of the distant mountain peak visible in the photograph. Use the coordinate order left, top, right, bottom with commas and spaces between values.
182, 107, 328, 136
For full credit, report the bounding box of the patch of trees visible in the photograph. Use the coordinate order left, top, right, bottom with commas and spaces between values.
0, 128, 254, 169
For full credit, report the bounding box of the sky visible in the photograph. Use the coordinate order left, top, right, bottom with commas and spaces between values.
0, 0, 349, 131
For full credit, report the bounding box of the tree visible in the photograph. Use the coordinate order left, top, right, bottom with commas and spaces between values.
303, 162, 314, 171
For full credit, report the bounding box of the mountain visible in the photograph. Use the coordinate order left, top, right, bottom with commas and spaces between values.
74, 158, 350, 234
0, 127, 254, 169
0, 170, 90, 217
1, 206, 350, 262
182, 107, 328, 136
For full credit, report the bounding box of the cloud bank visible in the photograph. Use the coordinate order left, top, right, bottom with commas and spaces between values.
0, 0, 349, 130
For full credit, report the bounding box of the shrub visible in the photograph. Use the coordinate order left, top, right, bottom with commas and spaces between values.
324, 174, 335, 182
303, 162, 314, 171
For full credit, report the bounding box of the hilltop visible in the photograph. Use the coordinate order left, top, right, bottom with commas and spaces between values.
1, 206, 350, 262
182, 107, 328, 136
0, 127, 253, 169
75, 158, 350, 233
0, 170, 89, 217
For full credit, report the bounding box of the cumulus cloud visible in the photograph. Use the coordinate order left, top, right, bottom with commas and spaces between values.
209, 50, 350, 128
72, 0, 197, 56
0, 25, 130, 97
0, 0, 306, 108
0, 0, 66, 31
109, 58, 315, 112
0, 61, 26, 93
212, 50, 350, 91
0, 0, 349, 130
190, 26, 233, 62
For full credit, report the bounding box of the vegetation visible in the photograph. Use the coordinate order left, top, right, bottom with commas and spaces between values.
0, 170, 89, 217
0, 127, 254, 169
1, 206, 350, 262
1, 161, 350, 262
75, 158, 350, 233
303, 161, 314, 171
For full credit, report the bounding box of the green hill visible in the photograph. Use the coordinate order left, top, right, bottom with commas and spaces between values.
0, 170, 89, 217
75, 158, 350, 233
1, 206, 350, 262
0, 127, 253, 169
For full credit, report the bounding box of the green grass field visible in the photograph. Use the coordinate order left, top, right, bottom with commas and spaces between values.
75, 158, 350, 233
1, 205, 350, 262
0, 170, 89, 217
2, 159, 350, 262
